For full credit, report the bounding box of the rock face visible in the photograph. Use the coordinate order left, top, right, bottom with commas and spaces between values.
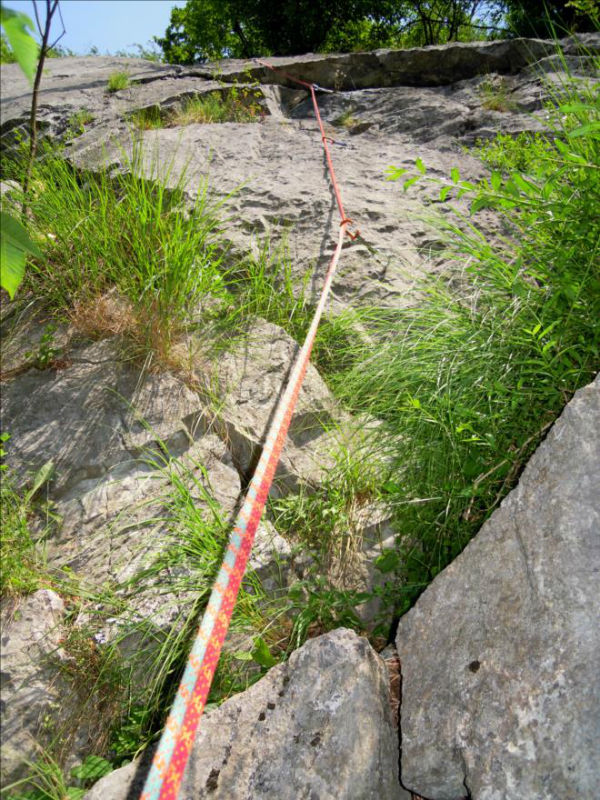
1, 591, 67, 782
83, 628, 405, 800
3, 36, 597, 312
2, 36, 598, 797
395, 377, 600, 800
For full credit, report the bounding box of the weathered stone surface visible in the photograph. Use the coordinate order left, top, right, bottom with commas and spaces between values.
188, 319, 344, 493
0, 337, 205, 497
0, 305, 74, 377
84, 628, 404, 800
196, 38, 557, 89
395, 377, 600, 800
54, 38, 598, 312
3, 37, 594, 315
0, 590, 67, 784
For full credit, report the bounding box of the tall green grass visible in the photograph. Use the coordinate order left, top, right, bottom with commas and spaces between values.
130, 89, 264, 130
325, 75, 599, 614
20, 147, 227, 359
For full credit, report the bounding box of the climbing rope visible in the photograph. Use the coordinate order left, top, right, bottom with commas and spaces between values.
140, 60, 358, 800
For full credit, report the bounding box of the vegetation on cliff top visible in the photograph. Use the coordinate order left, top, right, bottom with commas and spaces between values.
156, 0, 598, 63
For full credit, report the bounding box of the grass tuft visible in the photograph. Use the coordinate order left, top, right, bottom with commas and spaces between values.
106, 71, 130, 93
19, 143, 227, 362
129, 88, 264, 130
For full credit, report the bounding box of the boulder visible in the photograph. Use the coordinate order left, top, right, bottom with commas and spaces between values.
84, 628, 405, 800
395, 377, 600, 799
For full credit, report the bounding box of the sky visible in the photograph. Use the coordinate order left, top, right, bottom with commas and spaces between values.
5, 0, 187, 55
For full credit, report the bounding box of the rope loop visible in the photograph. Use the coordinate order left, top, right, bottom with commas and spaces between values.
340, 218, 360, 240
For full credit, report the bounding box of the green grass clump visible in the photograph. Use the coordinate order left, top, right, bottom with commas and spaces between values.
0, 476, 44, 597
129, 89, 264, 130
328, 77, 599, 615
478, 76, 518, 112
106, 71, 130, 92
128, 105, 163, 130
169, 89, 263, 125
22, 147, 226, 360
0, 450, 54, 598
64, 109, 95, 140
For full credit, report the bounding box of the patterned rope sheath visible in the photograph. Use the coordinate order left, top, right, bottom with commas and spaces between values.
140, 224, 350, 800
141, 63, 358, 800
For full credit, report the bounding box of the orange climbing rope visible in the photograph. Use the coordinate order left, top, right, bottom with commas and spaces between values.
255, 58, 359, 239
140, 60, 358, 800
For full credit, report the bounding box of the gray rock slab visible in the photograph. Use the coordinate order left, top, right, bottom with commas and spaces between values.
0, 337, 206, 497
395, 377, 600, 800
196, 38, 559, 89
84, 628, 405, 800
186, 319, 348, 494
1, 590, 67, 784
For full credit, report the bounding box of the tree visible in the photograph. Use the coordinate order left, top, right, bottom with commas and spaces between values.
156, 0, 401, 62
0, 1, 64, 299
502, 0, 598, 37
156, 0, 511, 63
155, 0, 263, 63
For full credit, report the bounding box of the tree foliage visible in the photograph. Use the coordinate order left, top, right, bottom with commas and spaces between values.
156, 0, 497, 62
156, 0, 599, 63
504, 0, 598, 37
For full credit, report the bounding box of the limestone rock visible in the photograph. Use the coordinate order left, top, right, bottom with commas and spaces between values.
1, 590, 66, 784
395, 377, 600, 800
187, 319, 347, 494
84, 628, 404, 800
0, 337, 206, 497
196, 39, 558, 90
2, 37, 591, 314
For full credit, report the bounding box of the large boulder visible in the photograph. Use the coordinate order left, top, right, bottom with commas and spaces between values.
395, 377, 600, 799
84, 628, 405, 800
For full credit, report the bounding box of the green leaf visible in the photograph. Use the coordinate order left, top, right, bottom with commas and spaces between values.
0, 211, 42, 299
251, 637, 277, 669
231, 650, 253, 661
65, 788, 86, 800
470, 196, 494, 213
450, 166, 460, 184
0, 5, 38, 83
510, 173, 538, 195
384, 166, 408, 181
567, 121, 600, 139
70, 755, 113, 783
374, 549, 400, 573
0, 238, 25, 299
490, 171, 502, 191
25, 460, 54, 503
439, 185, 452, 202
415, 157, 426, 175
403, 176, 420, 192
